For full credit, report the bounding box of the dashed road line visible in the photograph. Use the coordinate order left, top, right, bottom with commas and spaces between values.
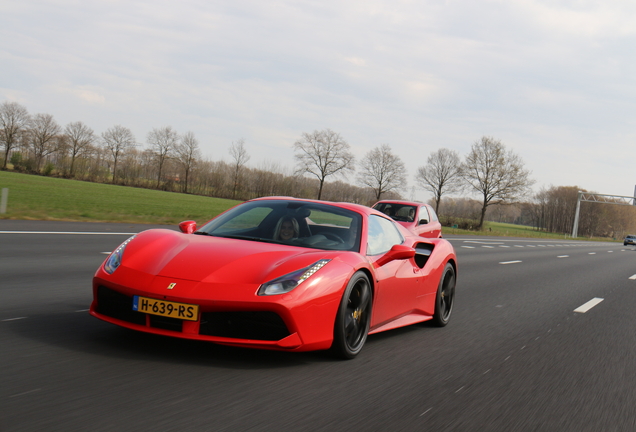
574, 298, 604, 313
629, 274, 636, 280
557, 255, 569, 258
2, 317, 27, 322
499, 260, 522, 265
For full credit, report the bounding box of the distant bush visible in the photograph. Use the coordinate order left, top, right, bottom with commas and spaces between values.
439, 215, 481, 231
42, 163, 55, 176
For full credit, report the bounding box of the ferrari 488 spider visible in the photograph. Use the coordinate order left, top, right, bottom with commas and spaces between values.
91, 197, 457, 359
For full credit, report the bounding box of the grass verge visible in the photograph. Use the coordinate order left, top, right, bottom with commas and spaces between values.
0, 171, 240, 225
0, 171, 618, 241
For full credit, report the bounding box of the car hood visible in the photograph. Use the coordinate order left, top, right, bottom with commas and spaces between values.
120, 229, 339, 284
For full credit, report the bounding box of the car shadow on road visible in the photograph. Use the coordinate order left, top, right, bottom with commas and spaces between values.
7, 309, 450, 368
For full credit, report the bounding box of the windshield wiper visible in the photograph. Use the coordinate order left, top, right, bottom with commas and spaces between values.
211, 234, 272, 243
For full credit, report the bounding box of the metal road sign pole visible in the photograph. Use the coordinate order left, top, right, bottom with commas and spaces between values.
572, 191, 582, 238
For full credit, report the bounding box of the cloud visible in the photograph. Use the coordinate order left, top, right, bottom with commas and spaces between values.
2, 0, 636, 198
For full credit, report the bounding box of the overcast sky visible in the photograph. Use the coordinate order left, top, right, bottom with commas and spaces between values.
2, 0, 636, 201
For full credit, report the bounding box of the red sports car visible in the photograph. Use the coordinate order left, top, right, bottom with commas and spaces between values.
373, 200, 443, 238
91, 197, 457, 359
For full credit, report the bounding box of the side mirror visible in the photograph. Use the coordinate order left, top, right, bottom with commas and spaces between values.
374, 244, 416, 268
179, 220, 197, 234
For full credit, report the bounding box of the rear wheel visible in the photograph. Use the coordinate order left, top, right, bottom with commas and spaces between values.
332, 272, 372, 359
432, 263, 455, 327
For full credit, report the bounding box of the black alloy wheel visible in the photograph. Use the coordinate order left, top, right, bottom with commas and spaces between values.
332, 272, 372, 359
432, 263, 455, 327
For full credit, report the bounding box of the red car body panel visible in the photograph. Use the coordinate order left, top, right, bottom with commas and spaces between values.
373, 200, 443, 238
90, 197, 456, 353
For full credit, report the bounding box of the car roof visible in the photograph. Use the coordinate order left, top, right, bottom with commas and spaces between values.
250, 196, 380, 217
373, 199, 429, 207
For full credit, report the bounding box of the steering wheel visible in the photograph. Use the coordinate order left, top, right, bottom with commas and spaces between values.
323, 232, 345, 243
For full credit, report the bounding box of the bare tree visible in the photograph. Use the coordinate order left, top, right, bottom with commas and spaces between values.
29, 113, 62, 172
175, 131, 200, 193
293, 129, 355, 200
415, 148, 463, 213
147, 126, 178, 188
0, 101, 30, 170
102, 125, 136, 184
357, 144, 407, 200
463, 136, 534, 229
64, 121, 95, 176
229, 139, 250, 199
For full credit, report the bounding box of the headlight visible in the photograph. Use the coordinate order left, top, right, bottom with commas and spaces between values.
104, 235, 136, 274
258, 259, 330, 296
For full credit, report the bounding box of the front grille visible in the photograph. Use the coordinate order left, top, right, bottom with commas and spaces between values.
199, 311, 290, 341
97, 286, 146, 325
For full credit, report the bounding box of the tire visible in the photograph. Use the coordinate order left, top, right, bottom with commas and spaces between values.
332, 272, 372, 359
431, 263, 456, 327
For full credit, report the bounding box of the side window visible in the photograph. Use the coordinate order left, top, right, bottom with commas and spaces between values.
367, 215, 404, 256
419, 206, 430, 224
426, 206, 439, 222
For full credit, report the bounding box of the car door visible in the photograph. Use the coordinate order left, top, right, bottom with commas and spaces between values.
366, 215, 418, 326
416, 206, 442, 238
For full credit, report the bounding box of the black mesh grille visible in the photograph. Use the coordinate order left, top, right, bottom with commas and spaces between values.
96, 286, 146, 325
149, 314, 183, 332
199, 311, 290, 341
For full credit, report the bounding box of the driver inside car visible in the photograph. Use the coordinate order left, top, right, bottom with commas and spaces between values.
274, 216, 300, 241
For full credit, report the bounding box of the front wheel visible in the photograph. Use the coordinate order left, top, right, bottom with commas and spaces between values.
431, 263, 455, 327
332, 272, 372, 359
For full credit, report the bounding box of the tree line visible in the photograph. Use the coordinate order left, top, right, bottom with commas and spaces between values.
1, 100, 634, 238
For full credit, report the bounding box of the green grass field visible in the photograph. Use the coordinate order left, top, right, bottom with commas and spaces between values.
0, 171, 616, 241
0, 171, 240, 225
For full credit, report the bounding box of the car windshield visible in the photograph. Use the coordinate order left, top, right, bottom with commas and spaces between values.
196, 200, 362, 251
373, 203, 417, 222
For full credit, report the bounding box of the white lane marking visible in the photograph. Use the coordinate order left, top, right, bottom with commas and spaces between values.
589, 252, 596, 255
608, 251, 614, 253
514, 245, 524, 248
499, 260, 522, 265
461, 246, 475, 249
527, 245, 536, 247
419, 408, 433, 417
629, 274, 636, 280
499, 245, 510, 248
464, 241, 504, 245
101, 252, 111, 254
574, 298, 604, 313
557, 255, 569, 258
0, 231, 136, 235
2, 317, 27, 321
10, 389, 41, 398
537, 245, 546, 247
547, 245, 555, 247
482, 246, 494, 248
75, 309, 89, 312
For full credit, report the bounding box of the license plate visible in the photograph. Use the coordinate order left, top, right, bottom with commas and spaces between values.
133, 296, 199, 321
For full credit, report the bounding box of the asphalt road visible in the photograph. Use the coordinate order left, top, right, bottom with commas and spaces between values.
2, 221, 636, 431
